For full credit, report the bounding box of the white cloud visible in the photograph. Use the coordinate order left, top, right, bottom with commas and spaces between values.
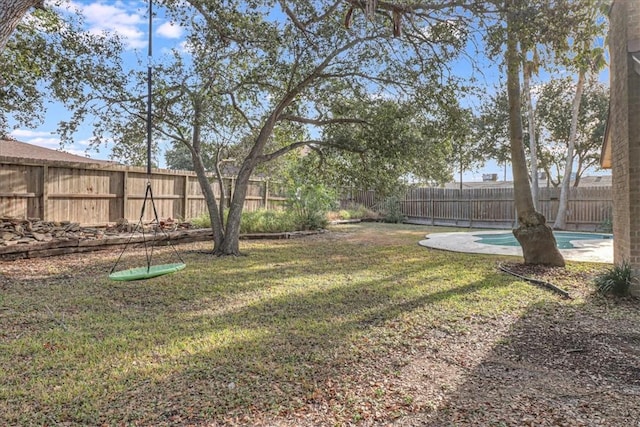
48, 1, 185, 51
75, 138, 94, 147
11, 129, 53, 139
10, 130, 61, 149
9, 129, 106, 159
156, 21, 183, 39
62, 1, 147, 50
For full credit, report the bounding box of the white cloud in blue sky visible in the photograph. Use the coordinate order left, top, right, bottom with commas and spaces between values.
58, 1, 148, 49
16, 1, 178, 161
156, 21, 183, 39
10, 129, 60, 150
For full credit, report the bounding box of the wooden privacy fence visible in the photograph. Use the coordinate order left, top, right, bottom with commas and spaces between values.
341, 186, 613, 231
0, 157, 287, 226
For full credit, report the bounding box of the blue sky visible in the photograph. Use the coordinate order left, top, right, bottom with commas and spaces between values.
8, 0, 611, 182
9, 0, 183, 161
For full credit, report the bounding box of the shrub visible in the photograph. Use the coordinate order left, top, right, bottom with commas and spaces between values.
338, 210, 351, 220
288, 184, 337, 230
189, 209, 296, 233
190, 212, 212, 229
240, 209, 295, 234
594, 261, 633, 297
326, 204, 380, 222
380, 194, 406, 223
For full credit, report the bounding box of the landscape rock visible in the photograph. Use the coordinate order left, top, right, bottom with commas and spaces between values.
0, 216, 195, 248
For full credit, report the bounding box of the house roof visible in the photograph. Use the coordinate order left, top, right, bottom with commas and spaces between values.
0, 138, 112, 164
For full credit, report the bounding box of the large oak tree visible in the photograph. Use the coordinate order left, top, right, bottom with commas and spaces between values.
74, 0, 474, 256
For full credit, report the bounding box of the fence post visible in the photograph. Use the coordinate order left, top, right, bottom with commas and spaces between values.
264, 179, 269, 209
40, 165, 48, 221
469, 190, 473, 228
430, 187, 435, 226
183, 174, 189, 220
122, 170, 128, 221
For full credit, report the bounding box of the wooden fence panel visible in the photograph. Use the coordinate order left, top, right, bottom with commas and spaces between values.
340, 185, 612, 231
46, 167, 114, 224
402, 187, 431, 218
566, 187, 612, 230
185, 175, 208, 220
340, 189, 377, 208
126, 172, 200, 222
265, 180, 287, 210
0, 163, 41, 219
469, 188, 515, 227
0, 158, 288, 225
0, 156, 615, 230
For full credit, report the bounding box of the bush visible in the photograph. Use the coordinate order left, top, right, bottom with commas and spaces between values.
381, 194, 406, 223
189, 210, 296, 233
190, 212, 212, 229
240, 209, 295, 234
594, 261, 633, 297
338, 210, 351, 220
326, 204, 380, 222
599, 218, 613, 233
288, 184, 337, 230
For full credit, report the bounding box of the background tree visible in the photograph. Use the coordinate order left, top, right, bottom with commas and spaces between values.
299, 98, 454, 196
521, 48, 541, 207
497, 0, 586, 266
1, 4, 127, 143
444, 104, 484, 189
536, 77, 609, 188
551, 2, 607, 229
479, 0, 604, 265
476, 87, 514, 181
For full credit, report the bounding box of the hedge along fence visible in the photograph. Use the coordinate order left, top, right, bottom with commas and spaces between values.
341, 186, 613, 231
0, 156, 287, 226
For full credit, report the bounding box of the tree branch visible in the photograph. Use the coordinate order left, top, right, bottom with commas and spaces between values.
258, 140, 322, 163
278, 114, 368, 126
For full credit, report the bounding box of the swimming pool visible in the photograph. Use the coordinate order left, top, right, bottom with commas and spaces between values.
473, 231, 613, 249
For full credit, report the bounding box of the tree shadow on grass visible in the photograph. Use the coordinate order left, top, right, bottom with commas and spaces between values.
0, 235, 521, 426
2, 224, 543, 426
391, 297, 640, 427
89, 273, 515, 426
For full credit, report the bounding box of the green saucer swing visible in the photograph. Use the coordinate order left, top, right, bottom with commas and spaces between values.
108, 0, 185, 282
108, 182, 187, 282
109, 262, 186, 281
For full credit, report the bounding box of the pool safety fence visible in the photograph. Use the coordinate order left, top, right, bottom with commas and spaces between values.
341, 186, 612, 232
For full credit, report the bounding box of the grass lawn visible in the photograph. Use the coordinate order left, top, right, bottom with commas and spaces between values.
0, 223, 638, 426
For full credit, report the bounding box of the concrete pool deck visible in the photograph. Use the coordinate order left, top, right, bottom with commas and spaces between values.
418, 230, 613, 263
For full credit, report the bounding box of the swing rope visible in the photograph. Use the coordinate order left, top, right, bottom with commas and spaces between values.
108, 0, 186, 281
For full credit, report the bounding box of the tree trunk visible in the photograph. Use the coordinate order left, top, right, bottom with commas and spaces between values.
191, 148, 224, 251
215, 113, 280, 256
523, 61, 539, 209
216, 161, 252, 255
188, 105, 224, 252
505, 1, 564, 266
553, 71, 586, 230
0, 0, 43, 52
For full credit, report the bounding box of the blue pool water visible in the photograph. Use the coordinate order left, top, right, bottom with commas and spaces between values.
473, 231, 613, 249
